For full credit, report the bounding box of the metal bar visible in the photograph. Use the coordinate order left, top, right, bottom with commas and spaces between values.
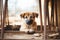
1, 0, 3, 40
1, 0, 8, 40
53, 0, 58, 31
0, 0, 3, 28
51, 0, 54, 26
6, 0, 9, 25
55, 0, 60, 37
48, 0, 51, 31
44, 0, 48, 40
46, 0, 50, 32
50, 0, 54, 31
39, 0, 43, 32
54, 0, 58, 27
57, 0, 60, 38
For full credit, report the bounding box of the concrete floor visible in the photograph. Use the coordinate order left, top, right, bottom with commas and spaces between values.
0, 32, 60, 40
4, 33, 43, 40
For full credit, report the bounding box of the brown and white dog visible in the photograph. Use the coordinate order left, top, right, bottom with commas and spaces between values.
20, 12, 38, 34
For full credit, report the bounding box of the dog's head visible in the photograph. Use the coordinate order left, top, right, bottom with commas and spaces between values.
20, 12, 38, 25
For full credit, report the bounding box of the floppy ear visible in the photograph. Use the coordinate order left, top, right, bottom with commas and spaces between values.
33, 12, 38, 18
20, 13, 25, 18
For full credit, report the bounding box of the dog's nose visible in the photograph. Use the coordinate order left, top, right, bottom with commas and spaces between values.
26, 20, 33, 25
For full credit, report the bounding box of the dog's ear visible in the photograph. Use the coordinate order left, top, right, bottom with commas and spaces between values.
20, 13, 25, 18
33, 12, 38, 18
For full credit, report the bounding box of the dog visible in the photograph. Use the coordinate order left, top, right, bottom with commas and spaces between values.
20, 12, 38, 34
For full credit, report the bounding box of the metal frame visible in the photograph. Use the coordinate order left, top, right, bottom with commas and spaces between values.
1, 0, 8, 40
44, 0, 49, 40
39, 0, 43, 32
0, 0, 4, 40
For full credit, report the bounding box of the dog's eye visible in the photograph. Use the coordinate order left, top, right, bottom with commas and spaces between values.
30, 16, 33, 18
24, 16, 27, 18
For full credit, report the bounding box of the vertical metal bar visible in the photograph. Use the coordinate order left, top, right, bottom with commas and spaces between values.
53, 0, 58, 31
57, 0, 60, 38
46, 0, 50, 32
54, 0, 60, 37
54, 0, 58, 27
1, 0, 8, 40
0, 0, 3, 29
1, 0, 4, 40
48, 0, 52, 32
51, 0, 54, 28
49, 0, 52, 31
50, 0, 54, 31
44, 0, 48, 40
39, 0, 43, 32
0, 0, 2, 28
6, 0, 9, 25
0, 0, 2, 38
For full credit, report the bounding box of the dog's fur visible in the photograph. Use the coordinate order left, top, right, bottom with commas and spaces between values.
20, 12, 38, 33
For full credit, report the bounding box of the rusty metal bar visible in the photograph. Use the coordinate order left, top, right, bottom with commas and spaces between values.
50, 0, 54, 31
46, 0, 50, 32
53, 0, 58, 31
54, 0, 58, 27
57, 0, 60, 38
44, 0, 49, 40
0, 0, 3, 28
5, 0, 9, 25
39, 0, 43, 32
1, 0, 8, 40
51, 0, 54, 27
54, 0, 60, 37
0, 0, 3, 40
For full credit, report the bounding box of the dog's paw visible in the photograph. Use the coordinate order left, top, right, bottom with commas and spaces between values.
33, 33, 41, 37
24, 29, 29, 33
27, 29, 35, 34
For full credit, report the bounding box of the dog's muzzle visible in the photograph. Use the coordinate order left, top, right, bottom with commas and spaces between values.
26, 20, 33, 25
